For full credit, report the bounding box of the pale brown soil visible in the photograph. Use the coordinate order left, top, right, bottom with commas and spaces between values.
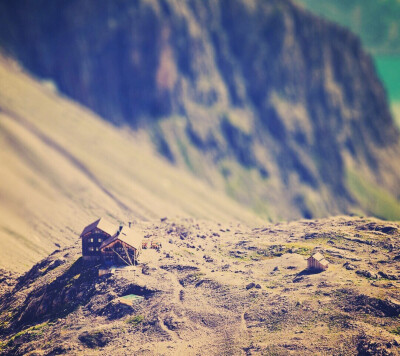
0, 216, 399, 355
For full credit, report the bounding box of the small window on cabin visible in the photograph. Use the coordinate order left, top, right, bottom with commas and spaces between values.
89, 247, 94, 251
89, 238, 94, 242
98, 238, 102, 242
95, 247, 99, 251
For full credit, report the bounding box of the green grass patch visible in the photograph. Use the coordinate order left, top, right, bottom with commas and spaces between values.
182, 249, 195, 256
391, 326, 400, 335
0, 322, 49, 352
346, 167, 400, 221
126, 315, 144, 327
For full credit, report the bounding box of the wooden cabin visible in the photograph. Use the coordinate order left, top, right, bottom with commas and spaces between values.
80, 218, 119, 261
100, 226, 142, 267
307, 252, 329, 271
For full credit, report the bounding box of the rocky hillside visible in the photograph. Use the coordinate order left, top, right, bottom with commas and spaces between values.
0, 216, 399, 355
0, 0, 399, 220
0, 54, 260, 273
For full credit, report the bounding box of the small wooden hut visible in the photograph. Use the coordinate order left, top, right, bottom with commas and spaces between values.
100, 226, 143, 267
80, 218, 119, 261
307, 252, 329, 271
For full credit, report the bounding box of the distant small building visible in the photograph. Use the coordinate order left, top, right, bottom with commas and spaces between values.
307, 252, 329, 271
80, 218, 119, 261
100, 226, 142, 266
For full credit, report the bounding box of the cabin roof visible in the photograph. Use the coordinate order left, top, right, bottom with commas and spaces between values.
80, 217, 118, 238
100, 226, 143, 250
308, 252, 329, 266
319, 259, 329, 266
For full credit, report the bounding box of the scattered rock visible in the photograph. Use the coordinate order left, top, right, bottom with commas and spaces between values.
78, 330, 111, 348
203, 255, 214, 263
378, 271, 398, 281
343, 262, 357, 270
230, 250, 246, 258
357, 334, 397, 355
48, 259, 65, 271
343, 294, 400, 317
246, 283, 256, 290
98, 300, 135, 320
358, 223, 398, 235
356, 270, 378, 279
163, 315, 183, 331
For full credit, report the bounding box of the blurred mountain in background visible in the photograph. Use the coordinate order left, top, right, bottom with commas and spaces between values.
293, 0, 400, 55
294, 0, 400, 128
0, 54, 261, 271
0, 0, 399, 221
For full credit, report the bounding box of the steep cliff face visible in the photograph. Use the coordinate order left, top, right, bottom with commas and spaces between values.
294, 0, 400, 56
0, 0, 399, 220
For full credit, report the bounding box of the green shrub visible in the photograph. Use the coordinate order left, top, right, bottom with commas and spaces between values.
391, 326, 400, 335
126, 315, 144, 327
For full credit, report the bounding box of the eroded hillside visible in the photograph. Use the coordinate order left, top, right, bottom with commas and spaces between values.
0, 216, 399, 355
0, 0, 400, 220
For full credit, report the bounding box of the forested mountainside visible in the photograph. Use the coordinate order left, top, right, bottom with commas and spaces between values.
0, 0, 400, 220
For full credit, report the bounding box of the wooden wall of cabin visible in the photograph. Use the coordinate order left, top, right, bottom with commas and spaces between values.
101, 240, 138, 266
82, 230, 110, 258
307, 257, 327, 271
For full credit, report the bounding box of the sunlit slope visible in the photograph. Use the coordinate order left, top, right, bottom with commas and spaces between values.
0, 56, 260, 272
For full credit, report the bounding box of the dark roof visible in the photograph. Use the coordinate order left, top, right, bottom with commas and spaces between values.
100, 226, 143, 250
80, 218, 119, 238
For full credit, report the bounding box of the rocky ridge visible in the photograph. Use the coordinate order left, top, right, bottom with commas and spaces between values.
1, 216, 400, 355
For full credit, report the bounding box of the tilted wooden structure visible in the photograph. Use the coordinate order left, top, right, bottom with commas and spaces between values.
307, 252, 329, 271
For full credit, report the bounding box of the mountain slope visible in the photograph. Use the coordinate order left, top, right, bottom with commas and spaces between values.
0, 216, 399, 355
293, 0, 400, 130
0, 55, 260, 273
0, 0, 399, 220
293, 0, 400, 56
